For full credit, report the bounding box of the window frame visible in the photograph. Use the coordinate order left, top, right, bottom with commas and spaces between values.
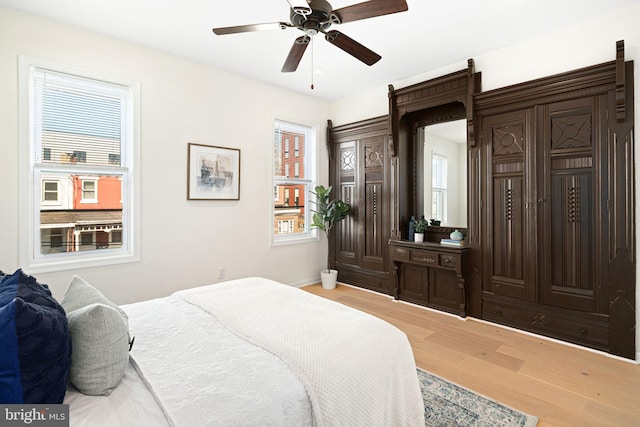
271, 119, 318, 246
42, 180, 59, 203
431, 153, 448, 223
80, 178, 98, 203
18, 56, 141, 273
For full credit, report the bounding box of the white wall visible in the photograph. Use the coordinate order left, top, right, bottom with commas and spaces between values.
0, 7, 331, 304
330, 3, 640, 361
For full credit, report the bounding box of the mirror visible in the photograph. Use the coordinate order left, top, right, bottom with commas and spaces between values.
388, 62, 478, 240
406, 102, 468, 232
421, 119, 467, 228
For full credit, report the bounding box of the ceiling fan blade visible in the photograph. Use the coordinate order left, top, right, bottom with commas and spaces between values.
281, 36, 310, 72
212, 22, 289, 35
286, 0, 312, 16
324, 30, 381, 66
332, 0, 408, 24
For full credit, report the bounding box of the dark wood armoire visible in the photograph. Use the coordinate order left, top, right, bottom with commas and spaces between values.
328, 42, 636, 360
475, 43, 635, 358
328, 117, 392, 294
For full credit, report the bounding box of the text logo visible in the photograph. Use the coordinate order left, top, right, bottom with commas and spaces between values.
0, 405, 68, 427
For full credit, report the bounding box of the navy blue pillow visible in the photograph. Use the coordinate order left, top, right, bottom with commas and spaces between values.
0, 269, 72, 403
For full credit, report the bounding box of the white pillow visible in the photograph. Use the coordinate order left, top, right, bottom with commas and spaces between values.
61, 276, 131, 396
66, 303, 129, 395
62, 276, 129, 328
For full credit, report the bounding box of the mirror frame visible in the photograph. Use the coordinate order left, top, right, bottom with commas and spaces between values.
388, 59, 481, 240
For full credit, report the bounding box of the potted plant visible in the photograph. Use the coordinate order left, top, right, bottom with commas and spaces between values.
414, 218, 429, 242
310, 185, 350, 289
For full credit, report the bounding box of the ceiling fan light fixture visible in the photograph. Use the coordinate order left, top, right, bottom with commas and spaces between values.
303, 20, 322, 36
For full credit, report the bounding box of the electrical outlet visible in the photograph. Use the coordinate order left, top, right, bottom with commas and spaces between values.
217, 267, 225, 279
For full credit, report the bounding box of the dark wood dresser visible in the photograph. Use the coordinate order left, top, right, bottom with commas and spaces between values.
389, 239, 469, 317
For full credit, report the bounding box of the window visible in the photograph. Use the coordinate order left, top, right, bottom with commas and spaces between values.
111, 230, 122, 245
272, 120, 316, 244
431, 153, 448, 223
19, 56, 140, 272
80, 232, 93, 248
49, 228, 63, 250
72, 151, 86, 163
81, 179, 97, 202
42, 181, 58, 202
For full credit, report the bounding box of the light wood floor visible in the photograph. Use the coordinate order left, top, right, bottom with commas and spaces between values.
302, 283, 640, 427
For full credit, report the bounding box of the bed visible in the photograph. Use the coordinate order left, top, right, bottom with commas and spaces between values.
4, 272, 425, 426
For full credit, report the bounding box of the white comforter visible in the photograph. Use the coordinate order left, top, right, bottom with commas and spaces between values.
175, 277, 425, 427
125, 292, 313, 427
123, 277, 424, 426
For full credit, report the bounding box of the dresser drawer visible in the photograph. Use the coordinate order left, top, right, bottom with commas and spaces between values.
439, 254, 459, 269
391, 246, 410, 261
409, 250, 438, 265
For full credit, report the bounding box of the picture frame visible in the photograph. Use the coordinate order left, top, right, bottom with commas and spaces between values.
187, 143, 240, 200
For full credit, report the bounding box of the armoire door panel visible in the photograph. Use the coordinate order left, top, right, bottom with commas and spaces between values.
362, 182, 384, 270
491, 176, 527, 298
547, 170, 595, 311
542, 97, 599, 312
364, 140, 384, 168
360, 136, 388, 272
550, 111, 593, 152
337, 183, 356, 260
483, 109, 534, 300
336, 142, 357, 264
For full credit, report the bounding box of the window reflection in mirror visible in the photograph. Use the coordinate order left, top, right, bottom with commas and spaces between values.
421, 119, 467, 228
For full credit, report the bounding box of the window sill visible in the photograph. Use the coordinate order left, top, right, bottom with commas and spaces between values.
23, 250, 140, 274
271, 233, 319, 247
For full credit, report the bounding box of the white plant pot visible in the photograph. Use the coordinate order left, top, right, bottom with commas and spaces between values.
320, 269, 338, 290
414, 233, 424, 242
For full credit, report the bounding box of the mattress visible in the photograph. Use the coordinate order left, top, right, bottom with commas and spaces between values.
63, 277, 424, 426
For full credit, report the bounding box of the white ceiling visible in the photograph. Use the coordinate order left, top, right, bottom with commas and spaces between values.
1, 0, 639, 100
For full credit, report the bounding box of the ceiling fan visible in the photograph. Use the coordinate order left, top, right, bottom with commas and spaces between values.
212, 0, 409, 72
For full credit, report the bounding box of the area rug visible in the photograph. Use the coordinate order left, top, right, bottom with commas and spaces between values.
418, 368, 538, 427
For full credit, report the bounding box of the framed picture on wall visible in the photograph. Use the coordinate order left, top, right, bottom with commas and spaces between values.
187, 143, 240, 200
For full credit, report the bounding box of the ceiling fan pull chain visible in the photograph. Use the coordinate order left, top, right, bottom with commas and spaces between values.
310, 36, 315, 90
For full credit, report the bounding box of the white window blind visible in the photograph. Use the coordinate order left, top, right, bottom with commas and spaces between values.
32, 68, 127, 166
